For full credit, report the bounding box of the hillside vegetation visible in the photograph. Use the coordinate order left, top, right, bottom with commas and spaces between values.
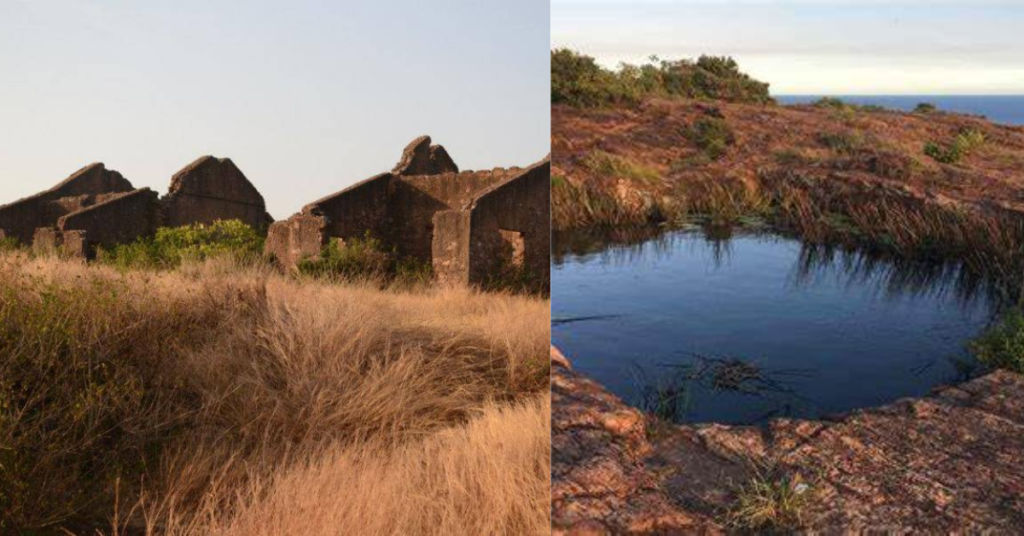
551, 48, 772, 108
0, 249, 550, 534
552, 79, 1024, 279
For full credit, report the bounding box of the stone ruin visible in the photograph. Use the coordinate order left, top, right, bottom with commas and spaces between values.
266, 135, 551, 289
0, 157, 270, 257
0, 136, 550, 290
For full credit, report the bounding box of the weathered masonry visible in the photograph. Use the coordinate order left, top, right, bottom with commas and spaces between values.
266, 136, 550, 288
0, 157, 270, 257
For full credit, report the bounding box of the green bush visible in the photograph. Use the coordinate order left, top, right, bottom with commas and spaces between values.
968, 309, 1024, 374
0, 236, 21, 253
686, 117, 735, 160
298, 233, 393, 280
297, 232, 433, 287
924, 128, 985, 164
551, 48, 772, 108
551, 48, 640, 107
98, 220, 265, 269
818, 131, 865, 154
914, 102, 938, 113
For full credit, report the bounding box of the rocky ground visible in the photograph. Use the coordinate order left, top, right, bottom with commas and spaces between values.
552, 347, 1024, 533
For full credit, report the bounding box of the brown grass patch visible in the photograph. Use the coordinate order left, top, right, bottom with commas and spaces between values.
0, 253, 550, 533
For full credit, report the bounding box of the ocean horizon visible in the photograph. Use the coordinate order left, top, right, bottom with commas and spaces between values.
777, 95, 1024, 126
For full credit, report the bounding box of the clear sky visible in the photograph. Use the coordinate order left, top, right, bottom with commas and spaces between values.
553, 0, 1024, 96
0, 0, 550, 218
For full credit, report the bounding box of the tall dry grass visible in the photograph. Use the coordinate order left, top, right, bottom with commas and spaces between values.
158, 397, 550, 535
0, 252, 550, 534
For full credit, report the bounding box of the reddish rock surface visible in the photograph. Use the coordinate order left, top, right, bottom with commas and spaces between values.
553, 347, 1024, 532
551, 347, 715, 534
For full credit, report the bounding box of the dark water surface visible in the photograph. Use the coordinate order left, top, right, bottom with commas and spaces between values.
777, 95, 1024, 126
552, 228, 997, 425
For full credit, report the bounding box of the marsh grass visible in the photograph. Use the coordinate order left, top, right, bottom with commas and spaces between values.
582, 150, 661, 185
969, 309, 1024, 374
630, 366, 691, 423
551, 175, 675, 230
0, 252, 550, 533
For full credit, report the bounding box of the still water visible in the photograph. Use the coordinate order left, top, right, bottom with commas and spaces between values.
552, 227, 997, 425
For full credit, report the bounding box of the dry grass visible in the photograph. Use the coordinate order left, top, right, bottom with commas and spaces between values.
0, 252, 550, 534
158, 397, 550, 535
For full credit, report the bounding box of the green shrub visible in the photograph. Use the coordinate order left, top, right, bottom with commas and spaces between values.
818, 131, 865, 154
924, 128, 985, 164
298, 233, 394, 280
914, 102, 938, 113
968, 309, 1024, 374
686, 117, 735, 160
813, 97, 848, 110
99, 219, 265, 269
551, 48, 639, 107
551, 48, 772, 108
0, 236, 21, 253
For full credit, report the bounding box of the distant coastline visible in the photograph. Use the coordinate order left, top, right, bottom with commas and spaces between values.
778, 95, 1024, 126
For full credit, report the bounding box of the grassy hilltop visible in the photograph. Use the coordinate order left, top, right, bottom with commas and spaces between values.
551, 50, 1024, 277
0, 229, 550, 534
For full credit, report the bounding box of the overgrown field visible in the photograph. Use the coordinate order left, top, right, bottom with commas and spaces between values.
0, 250, 551, 534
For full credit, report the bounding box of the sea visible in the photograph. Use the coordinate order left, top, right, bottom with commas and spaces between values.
776, 95, 1024, 127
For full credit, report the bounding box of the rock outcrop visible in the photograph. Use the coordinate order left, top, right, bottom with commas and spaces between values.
553, 346, 1024, 532
551, 347, 715, 534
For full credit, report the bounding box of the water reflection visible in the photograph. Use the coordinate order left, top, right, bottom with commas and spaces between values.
554, 225, 1017, 310
552, 224, 1007, 424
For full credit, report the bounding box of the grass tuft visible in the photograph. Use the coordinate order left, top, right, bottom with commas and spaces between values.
727, 466, 815, 532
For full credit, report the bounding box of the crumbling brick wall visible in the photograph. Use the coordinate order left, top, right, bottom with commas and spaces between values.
431, 210, 472, 286
0, 163, 133, 243
162, 156, 270, 230
57, 189, 160, 251
465, 158, 551, 290
265, 214, 327, 268
304, 173, 392, 244
389, 170, 512, 261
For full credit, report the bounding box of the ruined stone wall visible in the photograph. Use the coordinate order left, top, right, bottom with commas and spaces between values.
265, 214, 327, 269
304, 173, 392, 244
390, 170, 513, 262
467, 158, 551, 289
0, 163, 133, 243
162, 156, 269, 229
431, 210, 472, 285
58, 189, 160, 251
391, 135, 459, 176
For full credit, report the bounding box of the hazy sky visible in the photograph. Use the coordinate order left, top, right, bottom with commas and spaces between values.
553, 0, 1024, 95
0, 0, 550, 218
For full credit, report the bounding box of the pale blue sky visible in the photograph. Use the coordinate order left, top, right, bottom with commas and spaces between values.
553, 0, 1024, 95
0, 0, 550, 218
